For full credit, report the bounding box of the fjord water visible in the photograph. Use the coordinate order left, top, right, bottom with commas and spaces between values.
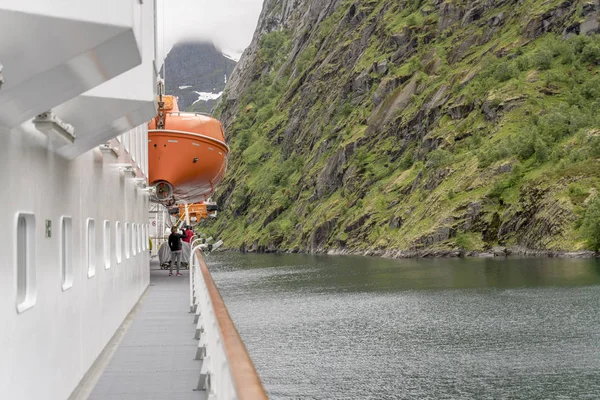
207, 253, 600, 399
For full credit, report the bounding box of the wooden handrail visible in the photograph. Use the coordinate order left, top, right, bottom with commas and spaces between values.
196, 251, 268, 400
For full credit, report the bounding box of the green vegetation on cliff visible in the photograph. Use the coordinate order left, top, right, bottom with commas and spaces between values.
210, 0, 600, 255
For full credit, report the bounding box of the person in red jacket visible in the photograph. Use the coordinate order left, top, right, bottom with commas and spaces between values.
183, 226, 194, 243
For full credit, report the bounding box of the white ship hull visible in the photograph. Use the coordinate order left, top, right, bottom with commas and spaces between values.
0, 125, 151, 400
0, 0, 158, 398
0, 1, 266, 398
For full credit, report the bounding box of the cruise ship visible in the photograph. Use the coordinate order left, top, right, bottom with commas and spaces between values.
0, 1, 263, 399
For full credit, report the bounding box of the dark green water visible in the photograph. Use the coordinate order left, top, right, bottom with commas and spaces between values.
207, 253, 600, 399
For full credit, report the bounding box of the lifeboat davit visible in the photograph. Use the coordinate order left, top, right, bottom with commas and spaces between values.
148, 95, 229, 203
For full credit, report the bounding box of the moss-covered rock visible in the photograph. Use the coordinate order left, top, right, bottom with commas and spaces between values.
208, 0, 600, 255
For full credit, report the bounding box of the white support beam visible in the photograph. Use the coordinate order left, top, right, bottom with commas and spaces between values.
0, 1, 143, 128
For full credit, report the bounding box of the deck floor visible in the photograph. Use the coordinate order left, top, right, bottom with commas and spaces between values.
89, 260, 205, 400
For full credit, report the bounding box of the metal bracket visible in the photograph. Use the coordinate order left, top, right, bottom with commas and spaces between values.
99, 143, 119, 157
142, 186, 156, 197
32, 111, 76, 145
115, 164, 136, 177
132, 178, 148, 189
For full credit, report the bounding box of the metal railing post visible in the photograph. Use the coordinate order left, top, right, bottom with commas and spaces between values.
190, 244, 204, 313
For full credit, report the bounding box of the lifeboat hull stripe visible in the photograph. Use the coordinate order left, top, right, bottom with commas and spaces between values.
148, 129, 230, 153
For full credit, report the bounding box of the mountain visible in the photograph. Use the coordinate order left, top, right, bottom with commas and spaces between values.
163, 42, 236, 113
210, 0, 600, 256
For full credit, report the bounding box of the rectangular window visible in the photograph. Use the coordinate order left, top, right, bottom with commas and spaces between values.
144, 133, 148, 176
141, 127, 147, 175
124, 131, 130, 154
136, 127, 141, 166
124, 223, 130, 260
61, 216, 73, 291
132, 224, 137, 256
103, 220, 111, 269
142, 225, 146, 251
131, 128, 137, 163
116, 221, 122, 264
137, 223, 142, 253
138, 127, 142, 168
87, 219, 96, 278
16, 213, 36, 313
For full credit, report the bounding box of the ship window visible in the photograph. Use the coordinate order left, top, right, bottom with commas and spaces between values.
87, 219, 96, 278
116, 221, 122, 264
136, 127, 141, 168
61, 216, 73, 291
141, 225, 145, 251
125, 223, 130, 260
104, 220, 111, 269
16, 213, 36, 313
142, 134, 146, 175
145, 127, 149, 176
132, 224, 137, 256
136, 224, 140, 256
131, 128, 137, 163
125, 132, 130, 154
138, 223, 142, 253
144, 126, 148, 176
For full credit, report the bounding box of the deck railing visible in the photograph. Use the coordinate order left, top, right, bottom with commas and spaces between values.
189, 246, 268, 400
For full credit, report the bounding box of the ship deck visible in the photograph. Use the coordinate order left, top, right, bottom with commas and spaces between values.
85, 260, 206, 400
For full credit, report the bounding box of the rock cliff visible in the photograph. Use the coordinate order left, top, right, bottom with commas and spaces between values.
210, 0, 600, 255
163, 42, 236, 113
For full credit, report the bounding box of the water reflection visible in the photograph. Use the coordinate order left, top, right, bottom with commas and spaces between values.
210, 253, 600, 293
208, 253, 600, 399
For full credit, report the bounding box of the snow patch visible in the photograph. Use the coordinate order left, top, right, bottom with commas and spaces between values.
193, 91, 223, 105
224, 74, 227, 84
222, 52, 241, 62
179, 85, 192, 89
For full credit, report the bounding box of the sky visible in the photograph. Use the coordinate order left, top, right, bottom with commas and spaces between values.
157, 0, 265, 60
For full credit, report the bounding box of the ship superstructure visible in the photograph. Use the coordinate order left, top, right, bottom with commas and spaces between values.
0, 1, 157, 398
0, 1, 264, 398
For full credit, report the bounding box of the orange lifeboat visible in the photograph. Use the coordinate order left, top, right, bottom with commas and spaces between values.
148, 95, 229, 203
174, 202, 218, 225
